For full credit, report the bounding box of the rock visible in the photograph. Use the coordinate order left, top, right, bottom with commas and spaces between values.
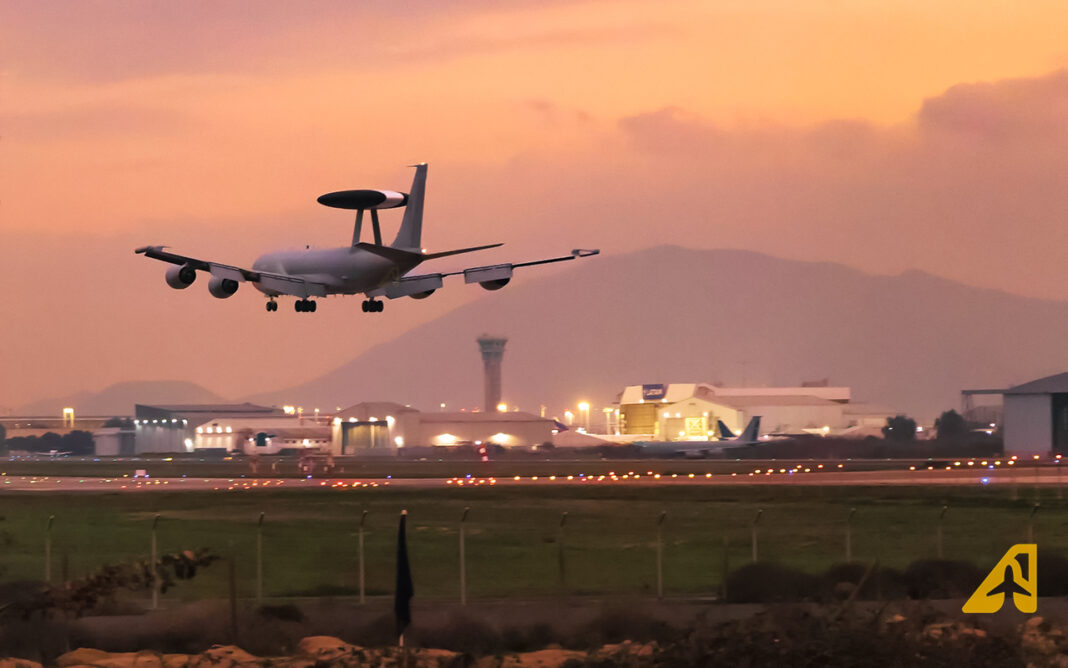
58, 649, 112, 667
295, 636, 362, 663
411, 648, 462, 667
161, 655, 190, 668
188, 646, 263, 668
0, 659, 43, 668
499, 649, 586, 667
1021, 617, 1061, 655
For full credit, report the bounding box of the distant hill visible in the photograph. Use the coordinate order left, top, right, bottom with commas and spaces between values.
245, 245, 1068, 419
20, 380, 226, 417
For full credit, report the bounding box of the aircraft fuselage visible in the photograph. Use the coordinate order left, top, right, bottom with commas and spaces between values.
251, 246, 422, 296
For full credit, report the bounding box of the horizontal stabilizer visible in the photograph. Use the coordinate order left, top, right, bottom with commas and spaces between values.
422, 243, 503, 260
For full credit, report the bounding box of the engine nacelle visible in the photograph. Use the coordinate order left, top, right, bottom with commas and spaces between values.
409, 290, 435, 299
208, 276, 239, 299
165, 265, 197, 289
479, 278, 510, 291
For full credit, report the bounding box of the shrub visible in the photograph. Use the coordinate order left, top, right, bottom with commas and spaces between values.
901, 559, 983, 599
1038, 550, 1068, 596
724, 562, 821, 603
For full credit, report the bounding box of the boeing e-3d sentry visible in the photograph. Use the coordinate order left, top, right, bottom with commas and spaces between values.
135, 164, 598, 313
638, 416, 764, 458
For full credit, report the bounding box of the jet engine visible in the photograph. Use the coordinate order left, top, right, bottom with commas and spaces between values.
479, 278, 510, 291
409, 290, 435, 299
208, 276, 239, 298
165, 265, 197, 289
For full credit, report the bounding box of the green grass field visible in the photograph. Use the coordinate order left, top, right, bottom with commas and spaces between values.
0, 483, 1064, 604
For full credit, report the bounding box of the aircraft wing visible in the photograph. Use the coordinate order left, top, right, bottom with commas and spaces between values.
368, 248, 600, 300
134, 246, 328, 298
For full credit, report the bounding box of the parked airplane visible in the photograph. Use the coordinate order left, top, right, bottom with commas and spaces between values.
638, 416, 763, 457
716, 417, 763, 446
136, 164, 598, 313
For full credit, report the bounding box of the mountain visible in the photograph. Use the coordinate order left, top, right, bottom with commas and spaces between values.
20, 380, 226, 417
245, 245, 1068, 419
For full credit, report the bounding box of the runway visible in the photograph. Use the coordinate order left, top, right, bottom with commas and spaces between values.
0, 463, 1063, 492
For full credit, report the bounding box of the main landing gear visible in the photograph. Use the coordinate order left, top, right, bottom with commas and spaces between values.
362, 299, 384, 313
294, 299, 317, 313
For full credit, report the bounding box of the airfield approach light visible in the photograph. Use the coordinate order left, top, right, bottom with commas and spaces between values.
283, 406, 296, 415
394, 436, 404, 447
440, 403, 446, 411
497, 403, 508, 413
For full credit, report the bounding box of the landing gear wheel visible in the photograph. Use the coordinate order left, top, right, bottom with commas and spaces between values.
309, 300, 317, 312
362, 299, 383, 313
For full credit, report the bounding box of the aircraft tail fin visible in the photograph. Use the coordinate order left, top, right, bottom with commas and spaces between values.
392, 163, 426, 251
738, 416, 761, 443
717, 420, 737, 440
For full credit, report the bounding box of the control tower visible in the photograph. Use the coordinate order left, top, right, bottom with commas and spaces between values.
477, 335, 508, 412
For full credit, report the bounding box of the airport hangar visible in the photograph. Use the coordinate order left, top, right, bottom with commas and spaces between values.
964, 371, 1068, 459
94, 402, 557, 456
616, 383, 891, 440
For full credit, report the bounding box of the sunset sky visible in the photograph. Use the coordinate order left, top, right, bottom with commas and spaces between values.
4, 1, 1068, 411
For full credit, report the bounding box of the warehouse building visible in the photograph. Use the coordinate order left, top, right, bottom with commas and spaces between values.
617, 383, 853, 440
330, 402, 557, 455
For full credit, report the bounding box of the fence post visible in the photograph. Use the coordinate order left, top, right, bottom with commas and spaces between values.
721, 534, 730, 602
751, 509, 763, 563
460, 507, 470, 605
936, 505, 948, 559
359, 510, 367, 605
1028, 504, 1040, 543
229, 557, 238, 644
256, 512, 265, 603
845, 508, 856, 562
151, 514, 160, 610
656, 511, 667, 600
44, 515, 54, 583
558, 512, 568, 592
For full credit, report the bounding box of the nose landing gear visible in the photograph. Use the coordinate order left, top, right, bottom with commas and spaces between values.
361, 299, 384, 313
265, 300, 278, 312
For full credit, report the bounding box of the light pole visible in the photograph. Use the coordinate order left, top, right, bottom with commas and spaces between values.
578, 402, 590, 432
603, 408, 613, 435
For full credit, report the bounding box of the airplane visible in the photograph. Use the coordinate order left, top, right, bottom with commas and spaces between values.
984, 564, 1031, 599
135, 164, 599, 313
716, 416, 763, 446
638, 416, 763, 458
